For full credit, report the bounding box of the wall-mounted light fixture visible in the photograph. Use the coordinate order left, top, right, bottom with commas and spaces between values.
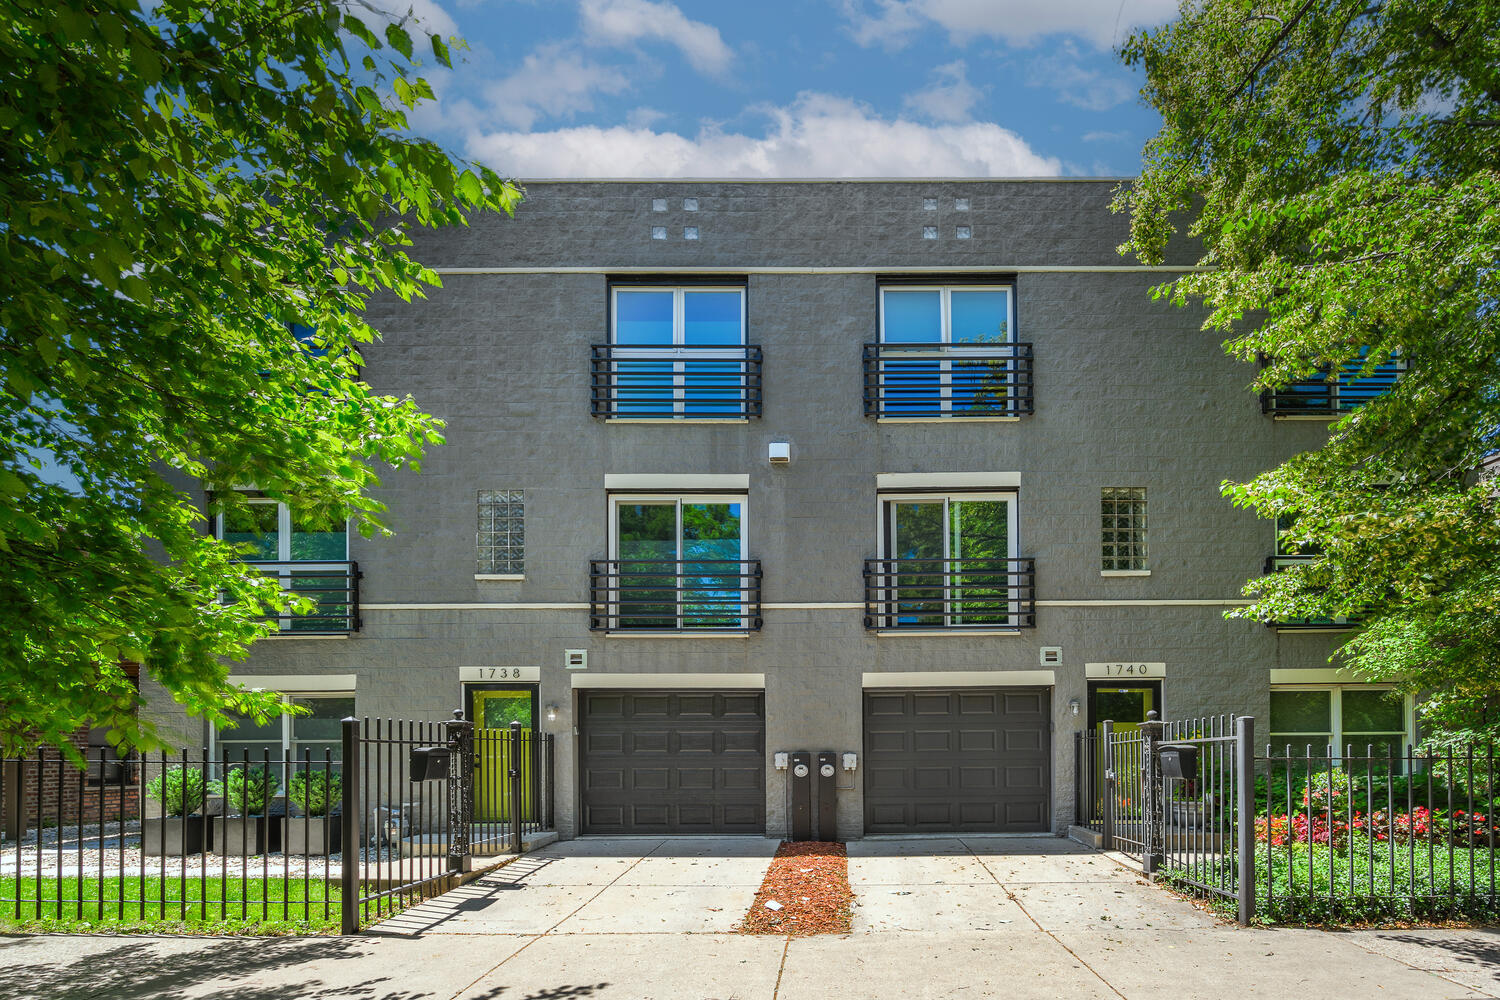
1068, 698, 1080, 717
545, 703, 558, 723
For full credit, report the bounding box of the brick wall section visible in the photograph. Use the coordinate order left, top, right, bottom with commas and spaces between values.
20, 726, 141, 826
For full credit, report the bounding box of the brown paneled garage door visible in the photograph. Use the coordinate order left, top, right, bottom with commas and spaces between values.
863, 688, 1051, 834
580, 690, 765, 835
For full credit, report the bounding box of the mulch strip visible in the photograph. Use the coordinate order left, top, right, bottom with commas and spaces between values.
737, 841, 852, 936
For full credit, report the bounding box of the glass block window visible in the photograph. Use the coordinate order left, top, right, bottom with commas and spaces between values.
478, 490, 524, 574
1101, 487, 1148, 571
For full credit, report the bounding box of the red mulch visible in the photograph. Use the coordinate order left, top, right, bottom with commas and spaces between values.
737, 841, 852, 936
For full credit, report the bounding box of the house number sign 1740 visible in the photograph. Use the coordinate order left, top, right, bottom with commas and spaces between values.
1084, 662, 1165, 679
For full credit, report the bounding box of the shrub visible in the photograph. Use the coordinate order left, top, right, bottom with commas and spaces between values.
145, 766, 208, 817
212, 765, 280, 816
287, 769, 341, 817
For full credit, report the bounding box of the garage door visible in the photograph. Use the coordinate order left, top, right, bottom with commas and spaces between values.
580, 690, 765, 834
864, 688, 1050, 834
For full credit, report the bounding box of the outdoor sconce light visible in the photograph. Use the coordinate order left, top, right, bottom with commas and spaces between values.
545, 703, 558, 722
1068, 698, 1080, 717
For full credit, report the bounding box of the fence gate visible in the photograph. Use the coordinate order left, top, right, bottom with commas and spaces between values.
1082, 711, 1255, 926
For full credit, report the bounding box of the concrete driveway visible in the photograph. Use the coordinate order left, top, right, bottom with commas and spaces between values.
1, 836, 1497, 1000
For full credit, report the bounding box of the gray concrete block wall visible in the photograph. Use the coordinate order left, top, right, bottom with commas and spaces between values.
201, 180, 1352, 839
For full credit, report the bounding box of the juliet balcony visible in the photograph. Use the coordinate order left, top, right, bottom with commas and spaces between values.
862, 342, 1034, 419
862, 557, 1037, 632
243, 560, 362, 635
1261, 358, 1401, 417
589, 559, 764, 633
590, 345, 764, 420
1261, 554, 1360, 631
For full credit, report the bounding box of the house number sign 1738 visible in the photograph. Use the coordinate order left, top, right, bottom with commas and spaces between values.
459, 666, 540, 682
1084, 662, 1165, 679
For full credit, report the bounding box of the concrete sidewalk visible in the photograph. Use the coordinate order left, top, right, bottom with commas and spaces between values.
1, 836, 1496, 1000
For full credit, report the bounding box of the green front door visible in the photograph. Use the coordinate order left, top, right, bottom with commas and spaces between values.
472, 688, 537, 822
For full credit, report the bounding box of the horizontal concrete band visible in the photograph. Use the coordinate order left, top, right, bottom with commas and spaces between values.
863, 670, 1056, 687
430, 265, 1205, 275
359, 600, 1252, 611
603, 473, 750, 490
571, 672, 766, 689
875, 471, 1019, 489
228, 674, 357, 691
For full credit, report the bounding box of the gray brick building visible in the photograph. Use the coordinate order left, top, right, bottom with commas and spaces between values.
146, 179, 1407, 840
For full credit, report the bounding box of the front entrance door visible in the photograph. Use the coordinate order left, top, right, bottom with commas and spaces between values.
1085, 682, 1160, 820
469, 686, 538, 822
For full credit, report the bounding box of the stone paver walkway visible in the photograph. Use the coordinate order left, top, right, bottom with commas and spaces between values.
1, 835, 1496, 1000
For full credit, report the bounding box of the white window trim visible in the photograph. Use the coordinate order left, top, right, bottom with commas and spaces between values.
878, 284, 1015, 348
606, 493, 751, 632
1269, 683, 1414, 763
874, 490, 1021, 629
609, 285, 746, 350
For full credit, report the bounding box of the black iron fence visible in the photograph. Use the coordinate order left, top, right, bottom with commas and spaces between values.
862, 342, 1034, 418
0, 711, 554, 934
863, 557, 1036, 631
589, 558, 764, 632
590, 344, 764, 419
1077, 712, 1500, 925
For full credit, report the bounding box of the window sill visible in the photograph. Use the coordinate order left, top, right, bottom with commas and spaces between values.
872, 629, 1025, 637
601, 631, 753, 639
875, 416, 1022, 423
261, 633, 351, 640
1100, 570, 1151, 577
602, 418, 752, 424
475, 574, 525, 581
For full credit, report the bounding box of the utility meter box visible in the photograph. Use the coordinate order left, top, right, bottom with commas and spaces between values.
1159, 744, 1200, 782
790, 751, 812, 840
816, 751, 837, 841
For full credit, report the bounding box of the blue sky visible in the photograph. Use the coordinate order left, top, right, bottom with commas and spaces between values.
387, 0, 1180, 178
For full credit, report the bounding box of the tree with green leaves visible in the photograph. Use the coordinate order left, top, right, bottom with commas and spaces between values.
1115, 0, 1500, 742
0, 1, 520, 753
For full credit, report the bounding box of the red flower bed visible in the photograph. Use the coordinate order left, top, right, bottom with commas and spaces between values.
1256, 805, 1498, 847
738, 841, 852, 936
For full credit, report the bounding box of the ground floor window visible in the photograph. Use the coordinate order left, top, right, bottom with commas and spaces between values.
1269, 685, 1410, 762
213, 693, 355, 765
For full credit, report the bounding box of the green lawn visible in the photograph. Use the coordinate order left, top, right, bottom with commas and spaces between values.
0, 876, 344, 934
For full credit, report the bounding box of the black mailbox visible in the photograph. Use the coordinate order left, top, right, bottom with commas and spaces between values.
1158, 743, 1199, 781
409, 745, 451, 782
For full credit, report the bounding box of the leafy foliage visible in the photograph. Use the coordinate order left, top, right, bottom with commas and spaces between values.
0, 1, 521, 753
144, 764, 208, 817
212, 764, 279, 815
287, 767, 341, 816
1115, 0, 1500, 727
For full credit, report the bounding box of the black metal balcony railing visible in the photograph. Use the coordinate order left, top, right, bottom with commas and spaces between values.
863, 342, 1034, 418
589, 559, 763, 632
1261, 554, 1359, 630
243, 560, 362, 634
863, 557, 1037, 630
1261, 360, 1401, 416
590, 345, 763, 419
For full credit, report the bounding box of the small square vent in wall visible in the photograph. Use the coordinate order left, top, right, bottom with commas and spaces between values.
564, 649, 588, 670
1039, 647, 1062, 666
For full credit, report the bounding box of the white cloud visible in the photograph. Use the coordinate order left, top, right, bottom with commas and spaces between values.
626, 106, 669, 128
841, 0, 1179, 50
480, 43, 632, 130
364, 0, 459, 39
464, 92, 1061, 177
1081, 129, 1129, 142
580, 0, 733, 76
1027, 41, 1135, 111
902, 60, 983, 123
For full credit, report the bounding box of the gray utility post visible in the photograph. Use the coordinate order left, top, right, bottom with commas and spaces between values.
1140, 710, 1165, 876
1100, 720, 1115, 852
447, 709, 474, 873
1235, 715, 1257, 927
340, 717, 361, 935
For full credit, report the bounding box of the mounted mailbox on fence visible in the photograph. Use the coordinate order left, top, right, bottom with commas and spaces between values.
1158, 743, 1199, 781
409, 745, 451, 782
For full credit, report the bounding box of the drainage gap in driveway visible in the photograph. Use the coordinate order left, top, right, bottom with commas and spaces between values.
737, 841, 852, 936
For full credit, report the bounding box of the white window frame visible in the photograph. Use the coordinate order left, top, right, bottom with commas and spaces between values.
877, 285, 1017, 417
607, 493, 751, 631
609, 286, 748, 420
875, 490, 1021, 629
1268, 684, 1414, 764
215, 496, 351, 632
